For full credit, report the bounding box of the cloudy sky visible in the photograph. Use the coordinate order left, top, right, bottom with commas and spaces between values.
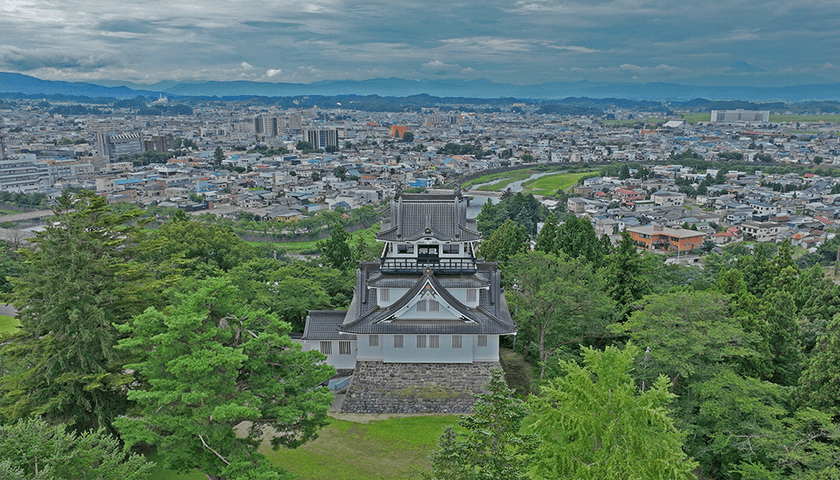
1, 0, 838, 86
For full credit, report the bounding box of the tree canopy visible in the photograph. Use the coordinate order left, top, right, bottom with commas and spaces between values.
526, 344, 697, 480
115, 277, 335, 480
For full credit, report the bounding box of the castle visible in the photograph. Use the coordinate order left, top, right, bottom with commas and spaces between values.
298, 191, 516, 413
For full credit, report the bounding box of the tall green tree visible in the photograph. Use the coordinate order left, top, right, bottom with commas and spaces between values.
599, 231, 652, 319
0, 191, 166, 432
526, 344, 697, 480
115, 277, 335, 480
477, 219, 529, 265
610, 291, 755, 393
506, 251, 615, 377
759, 290, 803, 386
317, 224, 353, 270
798, 314, 840, 419
427, 370, 536, 480
551, 215, 607, 266
148, 215, 252, 277
0, 418, 154, 480
692, 370, 840, 480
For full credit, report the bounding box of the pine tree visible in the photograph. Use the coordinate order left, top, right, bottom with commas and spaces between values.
427, 370, 536, 480
0, 191, 166, 433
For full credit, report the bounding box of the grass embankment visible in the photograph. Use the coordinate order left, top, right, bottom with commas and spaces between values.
247, 222, 380, 255
464, 169, 597, 195
462, 169, 539, 190
522, 171, 596, 195
0, 314, 19, 335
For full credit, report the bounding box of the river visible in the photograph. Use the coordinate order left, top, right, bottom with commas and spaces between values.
466, 171, 562, 218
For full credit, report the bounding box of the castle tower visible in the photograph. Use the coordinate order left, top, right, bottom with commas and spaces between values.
299, 191, 516, 413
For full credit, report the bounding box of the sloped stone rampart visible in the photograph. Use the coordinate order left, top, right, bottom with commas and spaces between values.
340, 361, 500, 414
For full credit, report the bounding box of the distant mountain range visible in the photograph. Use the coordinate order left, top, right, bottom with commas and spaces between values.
2, 71, 840, 102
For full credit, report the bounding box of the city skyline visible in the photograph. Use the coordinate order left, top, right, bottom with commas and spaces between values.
0, 0, 838, 87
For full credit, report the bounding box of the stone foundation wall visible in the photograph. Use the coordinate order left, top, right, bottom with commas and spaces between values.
340, 361, 500, 414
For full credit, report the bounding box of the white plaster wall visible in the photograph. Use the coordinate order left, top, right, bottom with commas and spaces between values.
297, 339, 358, 370
382, 334, 474, 363
472, 335, 500, 361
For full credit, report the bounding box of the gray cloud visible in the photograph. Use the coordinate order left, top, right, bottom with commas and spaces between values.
0, 0, 836, 86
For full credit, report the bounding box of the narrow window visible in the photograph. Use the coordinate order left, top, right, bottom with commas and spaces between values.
416, 335, 427, 348
394, 335, 404, 348
417, 300, 426, 312
442, 244, 459, 254
319, 341, 332, 355
466, 289, 477, 303
380, 288, 389, 303
430, 335, 440, 348
452, 335, 462, 349
429, 300, 440, 312
369, 335, 379, 347
477, 335, 488, 347
339, 340, 352, 355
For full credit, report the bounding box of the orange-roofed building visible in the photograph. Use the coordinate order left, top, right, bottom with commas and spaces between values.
627, 224, 706, 252
391, 125, 408, 138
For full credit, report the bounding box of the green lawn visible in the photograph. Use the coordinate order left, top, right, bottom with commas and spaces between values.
265, 415, 456, 480
0, 314, 19, 335
145, 414, 455, 479
522, 171, 596, 194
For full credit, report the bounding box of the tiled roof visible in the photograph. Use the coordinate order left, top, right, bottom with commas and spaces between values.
301, 310, 354, 340
339, 269, 515, 335
377, 192, 481, 242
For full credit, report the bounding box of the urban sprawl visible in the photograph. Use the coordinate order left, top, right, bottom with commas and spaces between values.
1, 101, 839, 252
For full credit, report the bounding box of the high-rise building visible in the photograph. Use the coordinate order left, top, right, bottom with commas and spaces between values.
304, 129, 339, 149
280, 112, 303, 132
95, 132, 144, 160
254, 117, 278, 136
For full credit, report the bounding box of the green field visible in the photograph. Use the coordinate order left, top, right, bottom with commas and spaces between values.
522, 171, 596, 195
266, 415, 455, 480
770, 114, 840, 123
680, 113, 711, 123
0, 314, 19, 335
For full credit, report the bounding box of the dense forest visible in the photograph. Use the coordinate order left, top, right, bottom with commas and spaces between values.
0, 191, 839, 479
